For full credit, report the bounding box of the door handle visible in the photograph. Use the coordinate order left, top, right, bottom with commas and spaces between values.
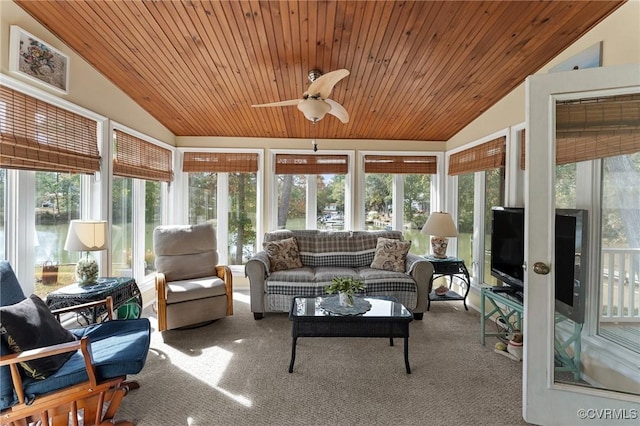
533, 262, 550, 275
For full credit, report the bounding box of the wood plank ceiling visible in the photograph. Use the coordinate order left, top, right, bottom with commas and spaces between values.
14, 0, 625, 142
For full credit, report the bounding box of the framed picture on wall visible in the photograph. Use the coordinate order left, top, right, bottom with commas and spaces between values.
8, 25, 69, 94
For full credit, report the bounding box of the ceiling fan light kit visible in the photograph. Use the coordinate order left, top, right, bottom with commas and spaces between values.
252, 68, 350, 124
298, 98, 332, 123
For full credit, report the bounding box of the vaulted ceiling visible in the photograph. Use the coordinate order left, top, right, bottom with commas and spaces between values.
14, 0, 625, 142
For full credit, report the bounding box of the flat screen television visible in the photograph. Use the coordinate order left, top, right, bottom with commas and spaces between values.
490, 207, 587, 324
490, 207, 525, 292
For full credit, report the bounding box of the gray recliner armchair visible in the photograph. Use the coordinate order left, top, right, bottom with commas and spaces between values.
153, 222, 233, 331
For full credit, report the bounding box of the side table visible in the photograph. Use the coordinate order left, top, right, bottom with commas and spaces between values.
46, 277, 142, 324
424, 256, 470, 311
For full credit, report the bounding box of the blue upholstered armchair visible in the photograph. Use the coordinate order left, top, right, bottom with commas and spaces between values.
0, 261, 151, 425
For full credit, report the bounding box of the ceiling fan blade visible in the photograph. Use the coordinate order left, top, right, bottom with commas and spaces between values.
251, 99, 301, 108
324, 98, 349, 124
305, 69, 350, 99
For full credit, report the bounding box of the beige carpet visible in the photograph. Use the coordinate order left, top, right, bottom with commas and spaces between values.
118, 292, 529, 425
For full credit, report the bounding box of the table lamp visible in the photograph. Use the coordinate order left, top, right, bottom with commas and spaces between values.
64, 220, 108, 285
421, 212, 458, 259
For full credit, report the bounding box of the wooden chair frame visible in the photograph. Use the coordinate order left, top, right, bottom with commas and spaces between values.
0, 297, 140, 426
155, 265, 233, 332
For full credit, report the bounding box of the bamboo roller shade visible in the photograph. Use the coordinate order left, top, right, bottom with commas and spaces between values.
448, 136, 506, 176
113, 129, 173, 182
0, 85, 99, 174
183, 152, 258, 173
521, 94, 640, 168
556, 94, 640, 165
275, 154, 348, 175
364, 155, 437, 174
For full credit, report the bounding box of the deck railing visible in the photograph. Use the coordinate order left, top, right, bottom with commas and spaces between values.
601, 248, 640, 322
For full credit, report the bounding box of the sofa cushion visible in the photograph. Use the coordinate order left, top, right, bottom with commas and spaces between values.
313, 267, 362, 283
264, 237, 303, 271
370, 237, 411, 272
0, 294, 76, 380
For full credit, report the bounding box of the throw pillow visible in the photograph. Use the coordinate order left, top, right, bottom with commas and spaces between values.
0, 294, 77, 380
370, 237, 411, 273
263, 237, 303, 272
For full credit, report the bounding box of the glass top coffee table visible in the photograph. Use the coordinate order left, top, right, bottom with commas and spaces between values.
288, 296, 414, 374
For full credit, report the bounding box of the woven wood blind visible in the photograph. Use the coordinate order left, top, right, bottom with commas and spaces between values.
0, 85, 99, 173
113, 129, 173, 182
183, 152, 258, 173
363, 155, 437, 174
448, 136, 506, 176
275, 154, 348, 175
556, 94, 640, 165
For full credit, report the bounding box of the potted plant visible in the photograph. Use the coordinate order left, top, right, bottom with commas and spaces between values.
325, 276, 366, 307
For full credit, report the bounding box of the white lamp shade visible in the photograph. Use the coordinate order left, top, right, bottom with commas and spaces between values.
64, 220, 108, 252
297, 98, 331, 122
421, 212, 458, 237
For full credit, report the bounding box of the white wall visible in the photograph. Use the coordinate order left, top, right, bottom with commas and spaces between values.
447, 1, 640, 150
0, 1, 175, 145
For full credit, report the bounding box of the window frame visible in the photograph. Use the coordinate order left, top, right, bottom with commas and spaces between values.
270, 149, 354, 231
359, 150, 443, 232
1, 74, 107, 294
110, 121, 173, 289
178, 147, 264, 265
445, 129, 510, 286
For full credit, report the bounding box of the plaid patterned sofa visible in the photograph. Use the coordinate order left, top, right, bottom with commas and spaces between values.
245, 229, 434, 320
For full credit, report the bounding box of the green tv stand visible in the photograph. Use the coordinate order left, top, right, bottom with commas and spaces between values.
480, 287, 582, 381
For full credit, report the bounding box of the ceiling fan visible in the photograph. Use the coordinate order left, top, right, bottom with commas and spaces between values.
252, 69, 350, 124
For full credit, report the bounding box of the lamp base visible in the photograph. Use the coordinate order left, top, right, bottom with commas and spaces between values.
430, 236, 449, 259
76, 258, 99, 285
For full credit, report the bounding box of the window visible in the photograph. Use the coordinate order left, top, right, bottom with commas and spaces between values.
145, 181, 161, 274
483, 168, 505, 285
277, 174, 307, 229
185, 152, 259, 265
275, 153, 348, 231
0, 84, 100, 298
552, 94, 640, 393
112, 127, 172, 279
363, 155, 436, 255
599, 153, 640, 353
317, 174, 346, 231
111, 176, 133, 277
555, 164, 577, 209
34, 172, 81, 298
449, 136, 506, 285
456, 173, 475, 278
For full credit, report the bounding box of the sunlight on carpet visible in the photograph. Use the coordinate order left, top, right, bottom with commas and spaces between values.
122, 293, 528, 425
144, 311, 253, 407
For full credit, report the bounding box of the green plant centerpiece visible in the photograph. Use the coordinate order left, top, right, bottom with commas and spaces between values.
325, 276, 366, 307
